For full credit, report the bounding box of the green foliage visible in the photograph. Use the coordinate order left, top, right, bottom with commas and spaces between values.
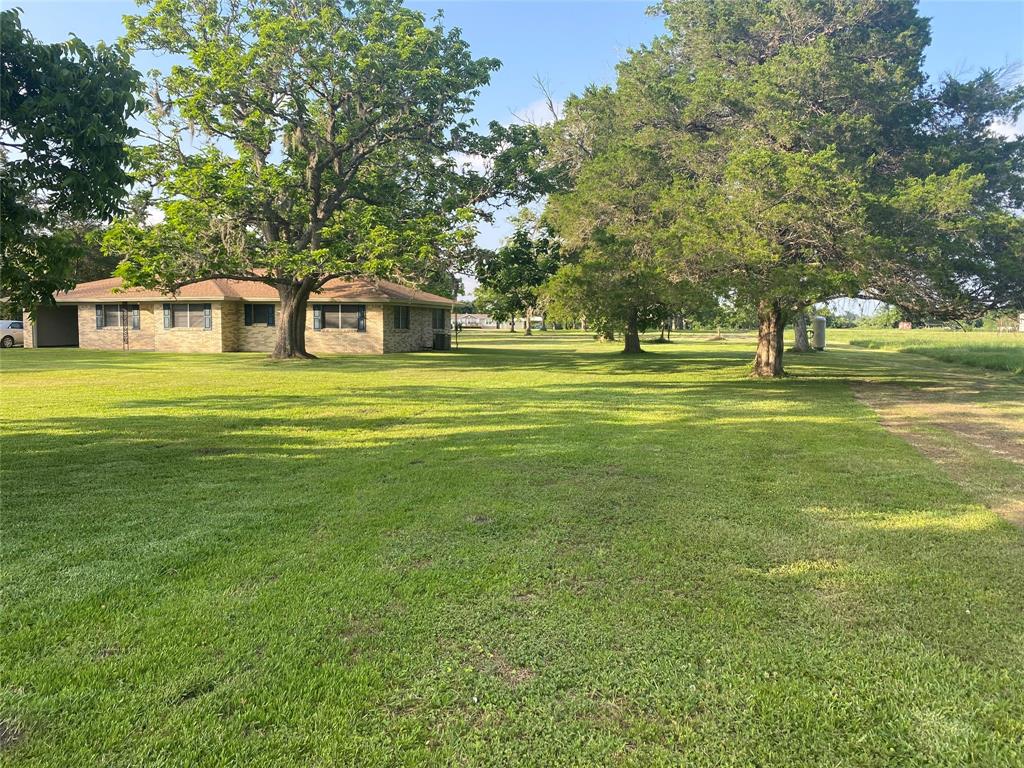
857, 305, 905, 329
865, 74, 1024, 318
548, 0, 1023, 371
415, 268, 461, 302
868, 165, 1021, 319
106, 0, 550, 355
475, 210, 563, 327
473, 284, 519, 327
688, 299, 760, 332
979, 311, 1024, 332
543, 91, 708, 342
0, 9, 143, 312
632, 0, 935, 326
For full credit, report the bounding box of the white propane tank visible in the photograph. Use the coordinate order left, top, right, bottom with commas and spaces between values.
812, 316, 826, 351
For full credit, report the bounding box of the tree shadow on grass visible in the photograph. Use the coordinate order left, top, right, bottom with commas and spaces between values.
3, 342, 1024, 763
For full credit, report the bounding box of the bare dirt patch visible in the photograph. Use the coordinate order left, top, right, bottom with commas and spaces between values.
854, 382, 1024, 527
466, 646, 535, 687
0, 719, 24, 752
854, 384, 1024, 462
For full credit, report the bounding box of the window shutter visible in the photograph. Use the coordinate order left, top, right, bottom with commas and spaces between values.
244, 304, 253, 326
163, 304, 171, 329
357, 306, 366, 332
313, 305, 322, 331
131, 307, 140, 330
203, 304, 212, 330
95, 305, 103, 329
267, 305, 275, 327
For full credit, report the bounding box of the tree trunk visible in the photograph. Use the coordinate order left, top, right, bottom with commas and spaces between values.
623, 309, 642, 354
523, 308, 532, 336
508, 319, 515, 332
540, 312, 547, 331
273, 282, 316, 359
792, 312, 810, 353
602, 329, 615, 341
752, 299, 784, 377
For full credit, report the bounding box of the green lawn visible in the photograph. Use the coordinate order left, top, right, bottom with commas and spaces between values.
2, 333, 1023, 766
838, 328, 1024, 375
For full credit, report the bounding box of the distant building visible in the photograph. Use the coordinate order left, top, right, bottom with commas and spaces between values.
897, 321, 912, 330
993, 313, 1022, 333
457, 313, 500, 329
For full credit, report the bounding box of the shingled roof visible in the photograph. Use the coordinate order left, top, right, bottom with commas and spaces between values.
57, 277, 455, 306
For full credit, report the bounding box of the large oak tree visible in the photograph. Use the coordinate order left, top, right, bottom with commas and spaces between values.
547, 0, 1022, 375
650, 0, 1023, 376
106, 0, 548, 358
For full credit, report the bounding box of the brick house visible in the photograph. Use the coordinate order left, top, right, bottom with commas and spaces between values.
23, 277, 454, 354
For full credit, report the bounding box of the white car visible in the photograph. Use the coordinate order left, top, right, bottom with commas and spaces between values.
0, 320, 25, 348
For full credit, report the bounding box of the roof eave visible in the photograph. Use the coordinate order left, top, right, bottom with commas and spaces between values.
56, 295, 455, 306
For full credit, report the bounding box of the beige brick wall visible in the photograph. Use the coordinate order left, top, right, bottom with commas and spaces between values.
220, 300, 242, 352
50, 300, 450, 355
383, 306, 448, 353
306, 303, 385, 355
233, 302, 386, 354
236, 306, 278, 352
78, 303, 157, 351
152, 302, 225, 353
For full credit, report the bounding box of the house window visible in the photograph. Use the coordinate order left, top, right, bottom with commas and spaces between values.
163, 303, 212, 330
95, 304, 140, 330
243, 304, 275, 326
312, 304, 366, 331
431, 308, 447, 330
394, 306, 410, 330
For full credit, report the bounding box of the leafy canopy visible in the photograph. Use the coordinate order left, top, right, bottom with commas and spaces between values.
0, 8, 143, 311
544, 0, 1022, 368
106, 0, 550, 295
640, 0, 1023, 318
475, 209, 564, 324
543, 85, 707, 340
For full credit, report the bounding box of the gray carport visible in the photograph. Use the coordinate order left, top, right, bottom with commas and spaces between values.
30, 306, 79, 347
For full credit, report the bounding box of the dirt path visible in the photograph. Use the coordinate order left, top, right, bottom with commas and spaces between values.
853, 380, 1024, 527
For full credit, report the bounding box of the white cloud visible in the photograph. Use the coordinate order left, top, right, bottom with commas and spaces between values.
510, 97, 564, 127
988, 116, 1024, 139
450, 151, 490, 175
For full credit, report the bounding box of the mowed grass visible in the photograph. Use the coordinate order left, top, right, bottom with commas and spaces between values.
2, 332, 1023, 766
839, 328, 1024, 375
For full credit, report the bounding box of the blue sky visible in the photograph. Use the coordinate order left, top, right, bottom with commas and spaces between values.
7, 0, 1023, 298
11, 1, 1022, 125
